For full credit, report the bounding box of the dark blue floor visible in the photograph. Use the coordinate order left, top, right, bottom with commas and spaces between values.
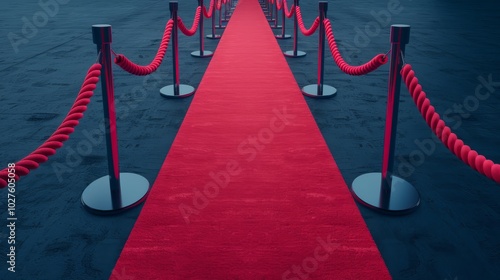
1, 0, 500, 279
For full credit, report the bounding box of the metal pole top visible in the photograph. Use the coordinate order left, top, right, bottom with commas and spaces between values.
390, 24, 410, 44
319, 1, 328, 12
170, 1, 178, 12
92, 24, 112, 45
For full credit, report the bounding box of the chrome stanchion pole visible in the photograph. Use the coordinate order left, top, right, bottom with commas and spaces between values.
302, 1, 336, 98
275, 0, 291, 39
284, 0, 305, 57
160, 2, 195, 98
82, 24, 150, 214
192, 0, 214, 57
351, 24, 420, 214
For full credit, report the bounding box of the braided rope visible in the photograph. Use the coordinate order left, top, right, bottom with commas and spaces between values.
178, 6, 202, 36
203, 0, 215, 18
114, 19, 174, 76
295, 6, 319, 36
0, 63, 102, 188
276, 0, 282, 10
401, 64, 500, 184
324, 19, 388, 75
284, 1, 295, 18
276, 0, 294, 19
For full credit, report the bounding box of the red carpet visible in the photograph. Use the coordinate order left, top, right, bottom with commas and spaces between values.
111, 0, 391, 279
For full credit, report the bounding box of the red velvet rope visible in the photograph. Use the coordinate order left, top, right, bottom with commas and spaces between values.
276, 0, 282, 9
295, 7, 319, 36
0, 63, 102, 188
178, 7, 202, 36
203, 0, 215, 18
324, 19, 388, 75
217, 0, 223, 10
401, 64, 500, 184
284, 1, 295, 18
276, 0, 295, 18
114, 19, 174, 76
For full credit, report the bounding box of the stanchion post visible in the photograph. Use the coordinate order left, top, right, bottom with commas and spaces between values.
216, 1, 226, 29
351, 24, 420, 214
160, 2, 196, 98
223, 1, 230, 21
268, 0, 274, 21
271, 0, 282, 28
207, 0, 221, 39
284, 0, 305, 57
82, 24, 150, 215
192, 0, 214, 57
94, 25, 120, 194
275, 0, 291, 39
302, 1, 336, 98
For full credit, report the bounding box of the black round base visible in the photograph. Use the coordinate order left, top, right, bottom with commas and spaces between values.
160, 84, 195, 98
351, 172, 420, 214
81, 173, 150, 215
284, 50, 306, 57
302, 84, 337, 98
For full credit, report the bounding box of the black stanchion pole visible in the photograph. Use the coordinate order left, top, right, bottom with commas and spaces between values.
207, 0, 221, 39
82, 24, 149, 215
302, 1, 336, 98
268, 0, 274, 21
351, 24, 420, 214
192, 0, 214, 57
216, 1, 226, 29
271, 0, 282, 28
160, 2, 195, 98
265, 0, 271, 18
224, 1, 230, 22
284, 0, 305, 57
275, 0, 291, 39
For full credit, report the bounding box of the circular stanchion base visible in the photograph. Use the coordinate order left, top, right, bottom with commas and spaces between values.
191, 50, 214, 57
270, 25, 283, 29
275, 34, 291, 39
351, 172, 420, 214
81, 173, 150, 215
302, 84, 337, 98
284, 50, 306, 57
160, 84, 195, 98
206, 34, 221, 39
